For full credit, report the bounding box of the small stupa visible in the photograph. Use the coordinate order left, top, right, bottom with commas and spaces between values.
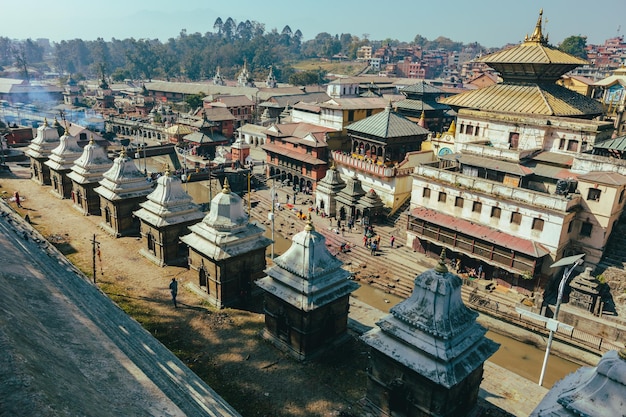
133, 167, 204, 266
531, 347, 626, 416
181, 178, 272, 308
94, 148, 153, 237
25, 118, 60, 185
67, 136, 113, 215
256, 215, 360, 360
314, 160, 345, 217
45, 126, 84, 199
361, 250, 499, 417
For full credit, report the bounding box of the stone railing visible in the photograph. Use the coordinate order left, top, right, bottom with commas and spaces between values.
414, 164, 580, 212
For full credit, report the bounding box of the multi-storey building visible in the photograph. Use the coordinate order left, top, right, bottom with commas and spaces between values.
406, 10, 623, 293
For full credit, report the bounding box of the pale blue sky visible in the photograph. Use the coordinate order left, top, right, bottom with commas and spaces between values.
4, 0, 625, 47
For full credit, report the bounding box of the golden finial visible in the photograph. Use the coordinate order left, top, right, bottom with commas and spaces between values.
120, 147, 127, 158
304, 213, 314, 231
434, 248, 448, 274
43, 117, 48, 127
330, 159, 336, 170
448, 120, 456, 134
222, 177, 231, 194
89, 134, 95, 145
420, 110, 425, 120
526, 9, 546, 44
164, 165, 171, 176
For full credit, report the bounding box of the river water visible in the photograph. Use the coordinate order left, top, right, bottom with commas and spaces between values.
175, 175, 582, 389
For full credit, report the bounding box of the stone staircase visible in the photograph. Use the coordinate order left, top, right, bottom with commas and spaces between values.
247, 188, 435, 299
596, 215, 626, 272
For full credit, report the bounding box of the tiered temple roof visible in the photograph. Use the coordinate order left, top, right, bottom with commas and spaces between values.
256, 217, 359, 311
180, 179, 272, 260
133, 168, 204, 228
361, 251, 499, 388
24, 118, 59, 159
531, 348, 626, 416
44, 128, 83, 172
94, 148, 153, 201
442, 10, 604, 117
67, 137, 113, 185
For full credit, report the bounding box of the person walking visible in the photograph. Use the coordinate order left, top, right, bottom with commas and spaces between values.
370, 241, 377, 256
14, 191, 22, 208
169, 278, 178, 308
390, 235, 395, 248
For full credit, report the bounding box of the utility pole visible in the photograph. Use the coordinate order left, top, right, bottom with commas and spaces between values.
91, 234, 100, 284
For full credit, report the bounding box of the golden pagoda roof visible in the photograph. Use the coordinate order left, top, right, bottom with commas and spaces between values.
441, 82, 603, 117
477, 10, 588, 83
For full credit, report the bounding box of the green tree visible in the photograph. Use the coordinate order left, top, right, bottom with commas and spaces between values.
559, 35, 588, 59
184, 92, 205, 111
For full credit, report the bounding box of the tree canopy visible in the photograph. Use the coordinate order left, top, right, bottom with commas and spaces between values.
558, 35, 588, 59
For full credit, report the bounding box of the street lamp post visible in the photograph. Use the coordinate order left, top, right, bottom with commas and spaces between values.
538, 253, 585, 387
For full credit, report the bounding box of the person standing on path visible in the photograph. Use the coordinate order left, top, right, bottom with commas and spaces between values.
14, 191, 22, 208
370, 241, 377, 256
169, 278, 178, 308
390, 235, 395, 248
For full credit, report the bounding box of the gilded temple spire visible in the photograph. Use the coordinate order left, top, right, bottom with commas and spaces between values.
525, 9, 547, 44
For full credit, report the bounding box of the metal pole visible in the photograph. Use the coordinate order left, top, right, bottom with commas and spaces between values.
538, 259, 582, 386
248, 170, 251, 215
271, 176, 275, 259
91, 234, 100, 284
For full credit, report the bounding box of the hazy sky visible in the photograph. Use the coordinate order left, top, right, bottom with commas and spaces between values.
3, 0, 625, 48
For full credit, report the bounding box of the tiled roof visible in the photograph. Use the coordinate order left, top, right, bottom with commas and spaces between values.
441, 83, 604, 116
347, 107, 430, 138
261, 143, 326, 165
410, 207, 550, 258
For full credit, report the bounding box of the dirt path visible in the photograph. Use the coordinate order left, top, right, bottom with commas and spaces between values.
1, 165, 367, 417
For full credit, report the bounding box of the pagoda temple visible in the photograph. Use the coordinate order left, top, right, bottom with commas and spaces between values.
361, 250, 499, 417
133, 167, 204, 266
256, 216, 359, 361
314, 161, 345, 217
442, 9, 603, 118
94, 148, 153, 237
25, 118, 59, 185
44, 127, 84, 199
181, 179, 272, 308
67, 136, 112, 216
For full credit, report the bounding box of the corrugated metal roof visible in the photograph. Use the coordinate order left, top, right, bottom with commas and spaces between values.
394, 98, 450, 112
441, 153, 533, 176
531, 152, 574, 166
480, 42, 587, 66
347, 107, 430, 138
593, 136, 626, 151
400, 81, 445, 95
441, 83, 604, 116
528, 163, 574, 180
410, 207, 550, 258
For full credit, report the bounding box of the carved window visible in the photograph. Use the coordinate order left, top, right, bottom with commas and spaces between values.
438, 192, 447, 203
472, 201, 482, 213
491, 206, 501, 219
532, 218, 544, 231
423, 188, 431, 199
510, 212, 522, 225
455, 196, 464, 208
